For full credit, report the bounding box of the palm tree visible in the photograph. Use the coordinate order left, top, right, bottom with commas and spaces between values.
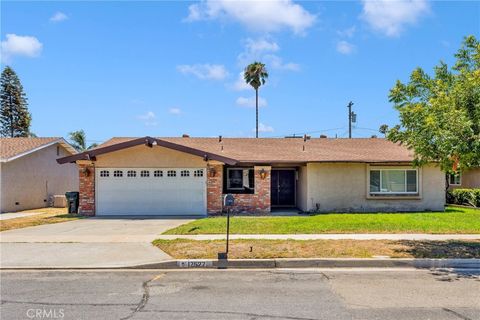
69, 130, 98, 152
244, 62, 268, 138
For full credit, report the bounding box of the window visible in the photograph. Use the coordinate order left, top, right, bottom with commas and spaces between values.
167, 170, 176, 177
180, 170, 190, 177
154, 170, 163, 177
448, 173, 461, 185
194, 169, 204, 177
225, 167, 254, 194
369, 169, 418, 195
100, 170, 109, 177
113, 170, 123, 177
127, 170, 137, 177
140, 170, 150, 177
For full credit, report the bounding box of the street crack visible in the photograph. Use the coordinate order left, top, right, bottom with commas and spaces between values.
443, 308, 473, 320
120, 273, 164, 320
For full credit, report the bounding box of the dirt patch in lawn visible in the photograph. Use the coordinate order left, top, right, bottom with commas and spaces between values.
0, 208, 83, 232
153, 239, 480, 259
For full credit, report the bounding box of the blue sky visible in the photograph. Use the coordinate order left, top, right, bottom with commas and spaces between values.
1, 1, 479, 144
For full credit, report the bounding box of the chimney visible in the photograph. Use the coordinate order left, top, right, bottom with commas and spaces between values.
182, 134, 190, 138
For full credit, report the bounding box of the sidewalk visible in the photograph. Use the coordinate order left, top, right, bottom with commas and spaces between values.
157, 234, 480, 241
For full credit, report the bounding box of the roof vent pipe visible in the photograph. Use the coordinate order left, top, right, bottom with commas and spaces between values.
219, 135, 222, 143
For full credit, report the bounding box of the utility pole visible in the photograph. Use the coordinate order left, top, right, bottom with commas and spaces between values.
347, 101, 354, 138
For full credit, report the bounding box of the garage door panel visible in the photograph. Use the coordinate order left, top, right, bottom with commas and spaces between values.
96, 168, 206, 216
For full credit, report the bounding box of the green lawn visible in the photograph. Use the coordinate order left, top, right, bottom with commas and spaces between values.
163, 206, 480, 235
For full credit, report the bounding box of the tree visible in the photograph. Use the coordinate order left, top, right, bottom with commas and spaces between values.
379, 124, 389, 137
69, 130, 98, 152
387, 35, 480, 174
244, 62, 268, 138
0, 66, 31, 137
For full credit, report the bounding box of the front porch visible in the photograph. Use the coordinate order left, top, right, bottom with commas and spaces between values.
206, 163, 302, 215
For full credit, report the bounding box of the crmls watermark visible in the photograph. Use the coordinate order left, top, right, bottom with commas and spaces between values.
26, 308, 65, 319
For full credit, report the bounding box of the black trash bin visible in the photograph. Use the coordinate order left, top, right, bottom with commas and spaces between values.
65, 192, 79, 214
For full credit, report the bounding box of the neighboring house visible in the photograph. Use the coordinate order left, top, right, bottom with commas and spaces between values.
57, 136, 446, 216
447, 168, 480, 190
0, 137, 78, 213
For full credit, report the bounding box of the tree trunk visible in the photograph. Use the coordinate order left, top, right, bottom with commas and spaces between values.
255, 88, 259, 138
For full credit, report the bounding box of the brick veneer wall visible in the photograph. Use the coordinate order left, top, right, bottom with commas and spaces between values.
78, 163, 95, 216
207, 165, 271, 215
207, 163, 223, 214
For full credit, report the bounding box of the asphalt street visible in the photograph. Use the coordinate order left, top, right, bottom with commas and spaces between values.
1, 268, 479, 320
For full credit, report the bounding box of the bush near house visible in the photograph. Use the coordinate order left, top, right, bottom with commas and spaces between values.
447, 189, 480, 207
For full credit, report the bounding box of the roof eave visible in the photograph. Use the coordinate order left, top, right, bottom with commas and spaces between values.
1, 138, 76, 163
56, 136, 238, 165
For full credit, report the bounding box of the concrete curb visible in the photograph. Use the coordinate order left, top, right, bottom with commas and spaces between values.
2, 259, 479, 270
130, 258, 480, 270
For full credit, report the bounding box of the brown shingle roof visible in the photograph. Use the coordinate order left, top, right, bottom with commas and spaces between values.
96, 137, 414, 163
0, 137, 69, 161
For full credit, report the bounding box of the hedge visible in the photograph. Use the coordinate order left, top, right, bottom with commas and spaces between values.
447, 188, 480, 207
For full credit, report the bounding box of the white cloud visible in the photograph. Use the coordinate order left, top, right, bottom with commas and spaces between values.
185, 0, 316, 35
1, 34, 43, 62
177, 64, 228, 80
237, 38, 300, 72
336, 41, 356, 55
137, 111, 157, 126
256, 123, 274, 133
264, 54, 300, 71
337, 26, 356, 38
236, 96, 268, 108
169, 107, 182, 115
50, 12, 68, 22
361, 0, 430, 37
232, 72, 251, 91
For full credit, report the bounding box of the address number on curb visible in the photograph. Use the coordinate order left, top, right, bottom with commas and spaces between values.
177, 260, 213, 268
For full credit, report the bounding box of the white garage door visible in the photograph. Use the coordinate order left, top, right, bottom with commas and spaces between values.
96, 168, 206, 216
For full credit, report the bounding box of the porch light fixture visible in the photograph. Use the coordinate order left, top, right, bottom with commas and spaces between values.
259, 168, 267, 180
208, 167, 217, 177
82, 167, 90, 177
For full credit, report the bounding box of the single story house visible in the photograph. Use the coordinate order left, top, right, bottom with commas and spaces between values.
57, 136, 445, 216
0, 137, 78, 213
447, 168, 480, 190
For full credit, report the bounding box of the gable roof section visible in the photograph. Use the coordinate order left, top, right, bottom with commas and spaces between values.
0, 137, 77, 162
56, 136, 238, 165
57, 136, 414, 164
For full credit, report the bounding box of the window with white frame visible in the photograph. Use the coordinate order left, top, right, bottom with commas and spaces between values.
154, 170, 163, 177
100, 170, 109, 177
180, 170, 190, 177
194, 169, 204, 177
127, 170, 137, 177
167, 170, 176, 177
369, 168, 418, 195
448, 172, 461, 185
113, 170, 123, 177
140, 170, 150, 177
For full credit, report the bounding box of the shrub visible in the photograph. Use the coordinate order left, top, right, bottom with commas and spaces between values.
447, 189, 480, 207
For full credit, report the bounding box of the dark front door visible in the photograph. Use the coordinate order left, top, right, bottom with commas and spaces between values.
271, 170, 296, 206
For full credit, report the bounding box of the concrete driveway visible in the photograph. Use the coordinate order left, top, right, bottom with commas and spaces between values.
0, 217, 195, 268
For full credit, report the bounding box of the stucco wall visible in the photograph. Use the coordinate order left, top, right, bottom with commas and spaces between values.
303, 163, 445, 212
296, 165, 308, 211
1, 143, 78, 213
95, 144, 207, 168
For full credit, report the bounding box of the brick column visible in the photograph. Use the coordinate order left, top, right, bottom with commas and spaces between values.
206, 162, 224, 215
78, 161, 95, 216
254, 166, 271, 213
